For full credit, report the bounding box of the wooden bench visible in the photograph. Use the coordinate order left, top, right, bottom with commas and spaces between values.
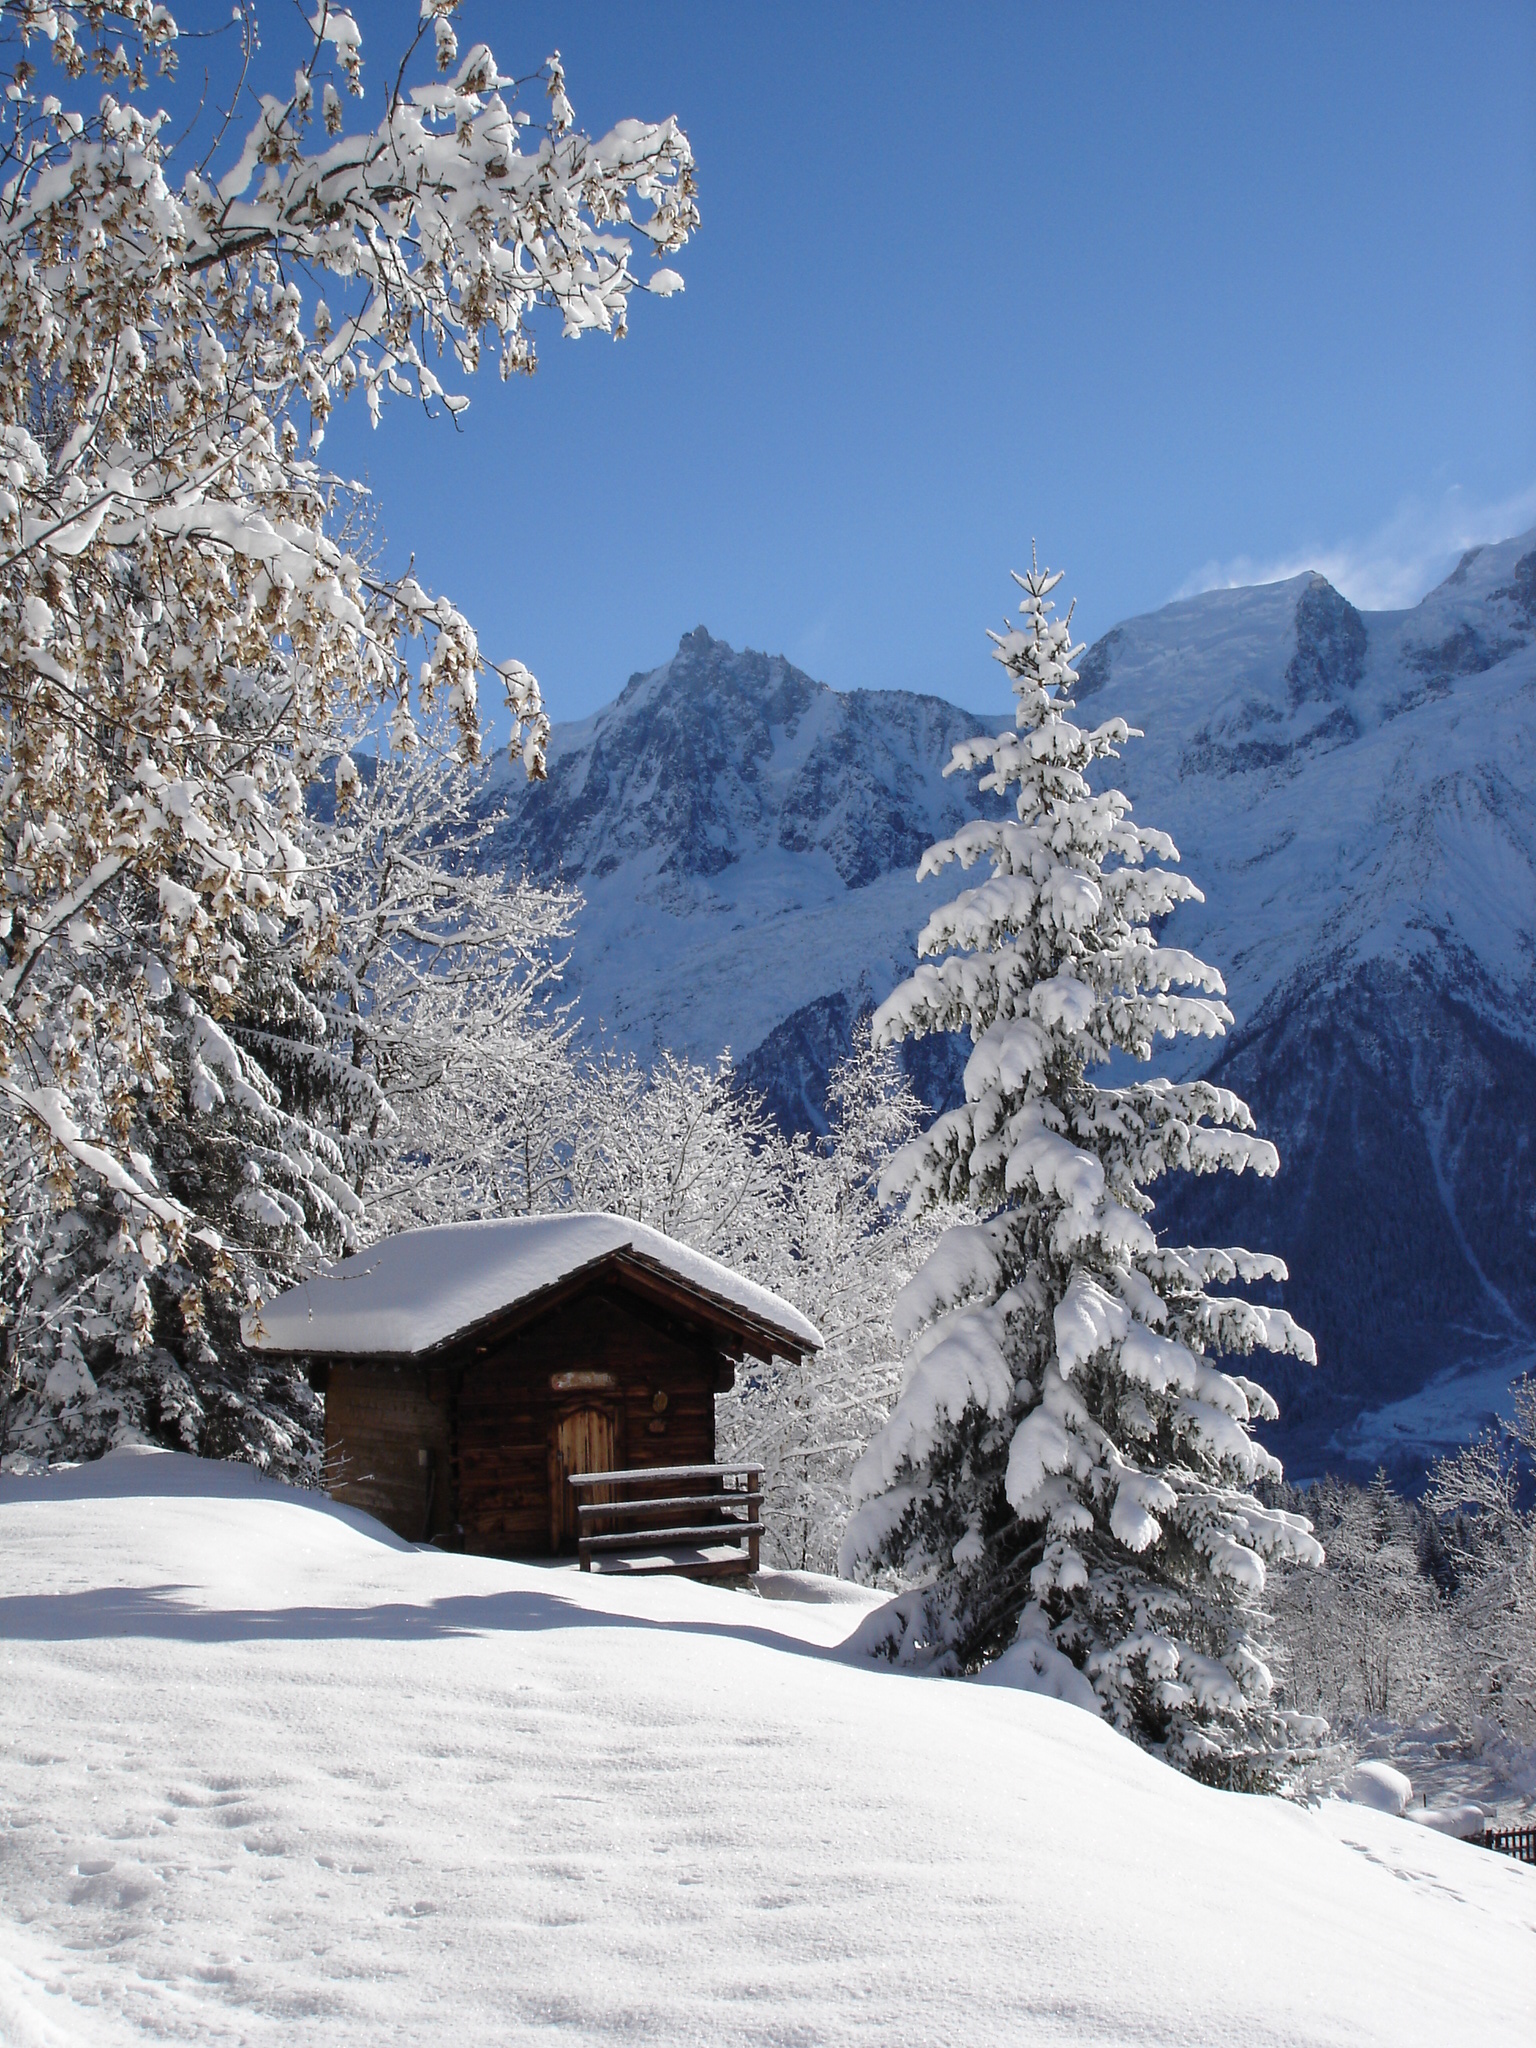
569, 1462, 763, 1581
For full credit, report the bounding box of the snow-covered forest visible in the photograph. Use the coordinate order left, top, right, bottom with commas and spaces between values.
0, 15, 1531, 2040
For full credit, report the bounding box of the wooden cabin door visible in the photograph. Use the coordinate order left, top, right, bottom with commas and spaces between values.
550, 1406, 616, 1552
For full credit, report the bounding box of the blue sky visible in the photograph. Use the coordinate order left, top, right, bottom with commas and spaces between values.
207, 2, 1535, 723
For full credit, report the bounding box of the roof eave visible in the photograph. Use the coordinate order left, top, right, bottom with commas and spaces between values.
250, 1243, 821, 1366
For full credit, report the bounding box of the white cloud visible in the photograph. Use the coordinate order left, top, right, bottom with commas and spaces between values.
1174, 481, 1536, 614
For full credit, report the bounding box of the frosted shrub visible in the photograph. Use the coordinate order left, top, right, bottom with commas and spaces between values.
718, 1024, 948, 1574
1268, 1475, 1452, 1729
1422, 1378, 1536, 1744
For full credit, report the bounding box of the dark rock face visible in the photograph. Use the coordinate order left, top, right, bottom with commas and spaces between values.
897, 1031, 974, 1128
778, 692, 962, 888
1073, 626, 1121, 701
492, 630, 1005, 894
1494, 548, 1536, 625
737, 991, 972, 1136
1181, 728, 1294, 780
1285, 576, 1367, 708
1154, 963, 1536, 1483
737, 993, 858, 1134
1405, 622, 1515, 684
1180, 695, 1357, 781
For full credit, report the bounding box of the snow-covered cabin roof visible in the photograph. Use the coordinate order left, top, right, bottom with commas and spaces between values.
242, 1213, 822, 1361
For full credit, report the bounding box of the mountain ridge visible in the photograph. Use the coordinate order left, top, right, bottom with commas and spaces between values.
484, 532, 1536, 1479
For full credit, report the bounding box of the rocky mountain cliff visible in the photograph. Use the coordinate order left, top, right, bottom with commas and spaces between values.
1074, 536, 1536, 1478
478, 628, 1007, 1113
484, 535, 1536, 1480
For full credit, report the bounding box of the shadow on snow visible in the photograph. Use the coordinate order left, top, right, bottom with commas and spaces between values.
0, 1581, 865, 1666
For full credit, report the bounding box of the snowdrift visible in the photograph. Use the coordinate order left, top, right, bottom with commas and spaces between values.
1, 1449, 1531, 2046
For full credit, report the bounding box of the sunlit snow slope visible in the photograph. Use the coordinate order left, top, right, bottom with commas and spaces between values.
486, 536, 1536, 1475
2, 1449, 1533, 2047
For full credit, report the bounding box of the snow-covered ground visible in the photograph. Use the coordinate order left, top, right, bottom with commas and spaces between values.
1341, 1346, 1536, 1467
1352, 1715, 1536, 1835
3, 1450, 1533, 2047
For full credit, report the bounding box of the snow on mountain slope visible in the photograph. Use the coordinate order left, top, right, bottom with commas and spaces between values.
2, 1448, 1532, 2047
1073, 537, 1536, 1045
1077, 533, 1536, 1475
486, 538, 1536, 1478
479, 626, 1006, 1104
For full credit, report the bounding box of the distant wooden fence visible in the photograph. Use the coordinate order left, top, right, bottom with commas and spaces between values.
571, 1462, 763, 1582
1483, 1825, 1536, 1865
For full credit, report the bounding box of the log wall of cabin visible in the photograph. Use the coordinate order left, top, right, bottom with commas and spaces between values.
457, 1286, 718, 1557
324, 1359, 454, 1543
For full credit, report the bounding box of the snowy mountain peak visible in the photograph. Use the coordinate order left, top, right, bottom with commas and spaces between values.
1075, 533, 1536, 803
488, 633, 1003, 898
612, 625, 816, 724
484, 534, 1536, 1477
1395, 526, 1536, 694
1286, 574, 1367, 708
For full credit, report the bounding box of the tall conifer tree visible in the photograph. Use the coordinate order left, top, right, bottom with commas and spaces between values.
843, 558, 1323, 1777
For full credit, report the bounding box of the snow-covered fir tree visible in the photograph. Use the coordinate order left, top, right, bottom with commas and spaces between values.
0, 2, 695, 1470
841, 556, 1324, 1780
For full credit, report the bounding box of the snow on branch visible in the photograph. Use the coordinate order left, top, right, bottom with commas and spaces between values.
0, 2, 696, 1455
845, 554, 1323, 1783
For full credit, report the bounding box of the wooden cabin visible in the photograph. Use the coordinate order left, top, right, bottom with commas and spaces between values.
244, 1213, 821, 1563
